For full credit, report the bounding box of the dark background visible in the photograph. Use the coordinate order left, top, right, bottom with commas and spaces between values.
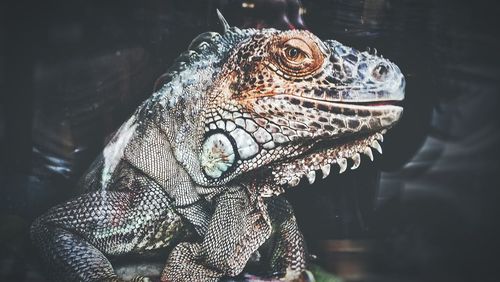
1, 0, 499, 281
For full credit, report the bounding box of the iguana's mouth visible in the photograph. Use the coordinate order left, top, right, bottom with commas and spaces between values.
283, 95, 403, 115
305, 127, 385, 166
249, 94, 402, 195
341, 100, 403, 107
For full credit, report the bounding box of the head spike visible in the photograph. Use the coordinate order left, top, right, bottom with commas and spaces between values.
216, 9, 230, 33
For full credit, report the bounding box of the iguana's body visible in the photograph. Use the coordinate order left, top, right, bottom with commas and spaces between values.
31, 14, 405, 281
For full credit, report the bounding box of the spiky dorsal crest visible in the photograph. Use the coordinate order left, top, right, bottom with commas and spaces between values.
216, 9, 230, 33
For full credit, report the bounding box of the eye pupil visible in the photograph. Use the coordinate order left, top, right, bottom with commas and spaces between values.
288, 48, 299, 58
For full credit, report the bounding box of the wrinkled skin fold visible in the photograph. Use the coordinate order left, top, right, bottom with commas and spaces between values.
31, 14, 404, 282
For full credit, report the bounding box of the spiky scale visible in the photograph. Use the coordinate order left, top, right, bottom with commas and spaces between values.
306, 171, 316, 184
337, 158, 347, 173
351, 153, 361, 170
362, 147, 374, 161
216, 9, 230, 32
371, 140, 383, 154
321, 164, 331, 179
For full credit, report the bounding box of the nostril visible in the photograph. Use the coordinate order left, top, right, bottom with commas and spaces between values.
377, 64, 389, 75
373, 63, 389, 80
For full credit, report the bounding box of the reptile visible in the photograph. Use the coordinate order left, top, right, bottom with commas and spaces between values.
31, 12, 405, 282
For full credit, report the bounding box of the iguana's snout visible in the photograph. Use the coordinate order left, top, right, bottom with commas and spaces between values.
324, 39, 405, 103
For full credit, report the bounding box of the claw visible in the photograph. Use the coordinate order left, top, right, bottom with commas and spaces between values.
301, 270, 316, 282
351, 153, 361, 169
337, 158, 347, 173
306, 171, 316, 184
321, 164, 331, 179
371, 140, 383, 154
362, 147, 374, 161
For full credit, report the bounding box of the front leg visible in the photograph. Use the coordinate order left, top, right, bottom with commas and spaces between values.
261, 196, 308, 280
162, 187, 272, 281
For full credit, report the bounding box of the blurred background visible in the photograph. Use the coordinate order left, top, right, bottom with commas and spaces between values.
1, 0, 499, 281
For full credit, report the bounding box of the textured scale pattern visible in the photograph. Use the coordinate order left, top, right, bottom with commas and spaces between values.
31, 163, 189, 281
31, 12, 404, 282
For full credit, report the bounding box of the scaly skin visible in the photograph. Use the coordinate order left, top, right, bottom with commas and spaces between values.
31, 13, 405, 282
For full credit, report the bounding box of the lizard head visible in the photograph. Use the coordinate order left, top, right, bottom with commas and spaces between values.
154, 16, 404, 193
198, 30, 404, 191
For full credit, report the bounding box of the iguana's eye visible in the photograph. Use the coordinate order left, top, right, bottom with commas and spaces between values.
275, 37, 324, 76
282, 38, 311, 65
284, 46, 306, 62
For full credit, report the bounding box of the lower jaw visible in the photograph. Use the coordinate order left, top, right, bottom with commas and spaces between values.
267, 129, 386, 192
313, 130, 376, 151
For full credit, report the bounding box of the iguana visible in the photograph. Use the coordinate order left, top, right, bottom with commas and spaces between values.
31, 12, 405, 282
